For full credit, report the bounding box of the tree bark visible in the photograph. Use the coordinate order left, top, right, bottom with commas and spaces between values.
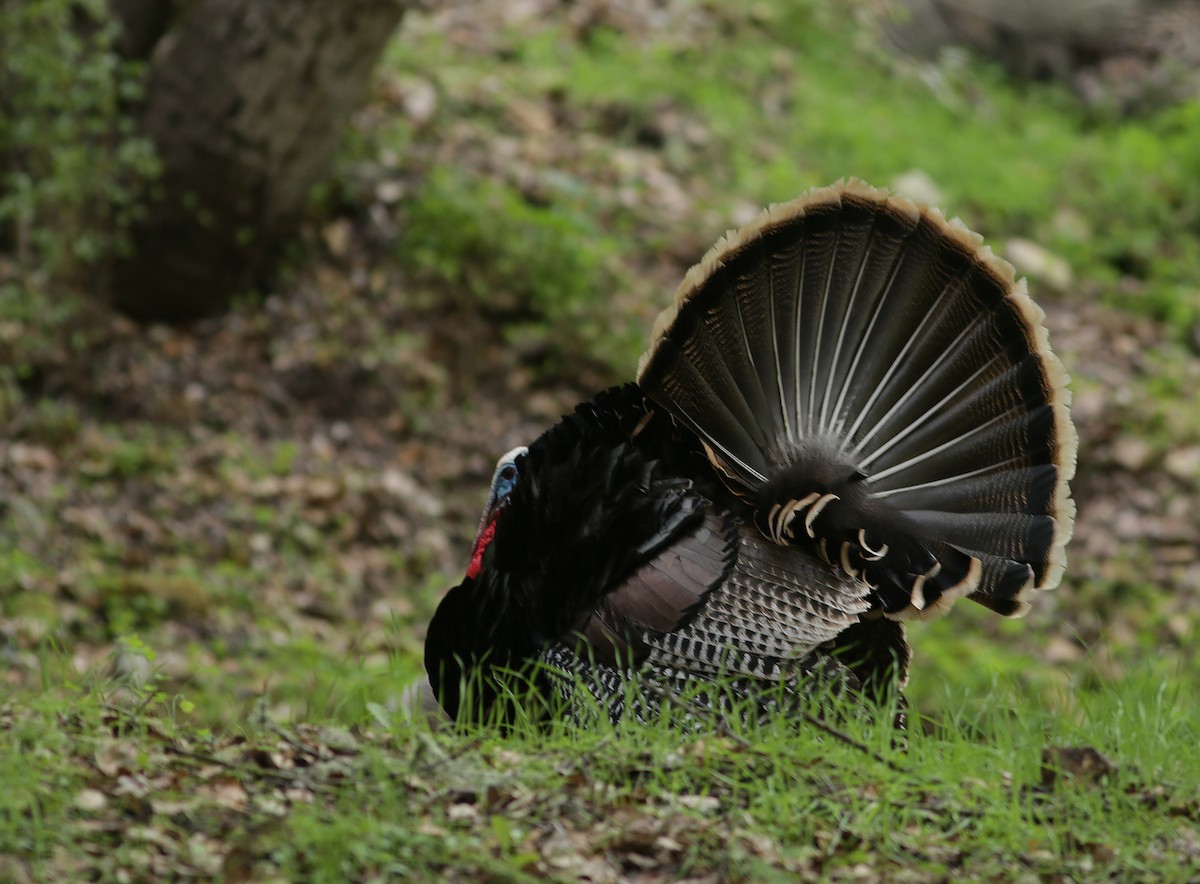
107, 0, 408, 322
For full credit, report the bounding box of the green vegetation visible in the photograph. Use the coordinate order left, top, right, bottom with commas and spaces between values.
402, 168, 641, 371
384, 1, 1200, 340
2, 0, 1199, 878
0, 0, 159, 279
3, 663, 1198, 879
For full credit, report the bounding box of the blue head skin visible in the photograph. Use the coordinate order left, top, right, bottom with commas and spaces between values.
485, 446, 526, 518
466, 446, 528, 580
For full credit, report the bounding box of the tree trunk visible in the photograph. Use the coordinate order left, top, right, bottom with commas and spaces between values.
107, 0, 408, 322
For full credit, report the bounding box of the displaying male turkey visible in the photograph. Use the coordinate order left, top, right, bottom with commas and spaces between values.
425, 180, 1077, 725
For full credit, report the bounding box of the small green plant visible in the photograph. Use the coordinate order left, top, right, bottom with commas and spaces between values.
0, 0, 159, 278
401, 168, 641, 372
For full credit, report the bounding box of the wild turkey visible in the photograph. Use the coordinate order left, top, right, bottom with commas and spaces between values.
425, 180, 1077, 725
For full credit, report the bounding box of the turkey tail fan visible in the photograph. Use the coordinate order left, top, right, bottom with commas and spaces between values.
638, 180, 1076, 620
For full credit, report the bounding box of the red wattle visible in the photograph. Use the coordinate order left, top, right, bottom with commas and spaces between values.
466, 520, 497, 580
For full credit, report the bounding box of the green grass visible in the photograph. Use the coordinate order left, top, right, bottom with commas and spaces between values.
3, 658, 1198, 880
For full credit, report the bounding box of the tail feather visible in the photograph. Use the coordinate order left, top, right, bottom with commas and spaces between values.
718, 270, 789, 446
869, 405, 1056, 489
642, 337, 771, 484
969, 553, 1041, 616
904, 510, 1057, 572
834, 211, 980, 441
844, 280, 1003, 445
716, 244, 784, 442
873, 463, 1060, 515
845, 308, 1039, 456
638, 180, 1076, 620
825, 223, 917, 437
800, 197, 877, 436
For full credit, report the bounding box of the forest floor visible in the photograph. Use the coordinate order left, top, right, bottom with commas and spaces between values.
3, 0, 1200, 880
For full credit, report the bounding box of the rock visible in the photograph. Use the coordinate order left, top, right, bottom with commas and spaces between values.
398, 675, 448, 724
74, 789, 108, 812
1164, 446, 1200, 482
890, 169, 944, 208
322, 220, 353, 258
400, 77, 437, 125
380, 468, 443, 518
1111, 436, 1154, 471
1006, 238, 1073, 291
